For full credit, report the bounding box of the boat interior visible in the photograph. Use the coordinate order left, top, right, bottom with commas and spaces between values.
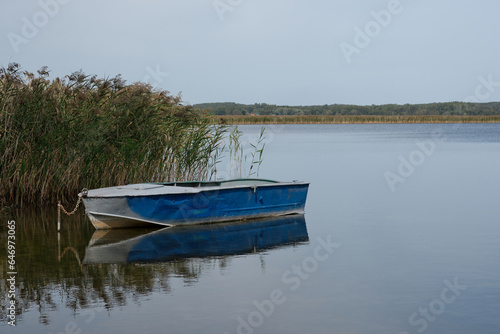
158, 179, 280, 188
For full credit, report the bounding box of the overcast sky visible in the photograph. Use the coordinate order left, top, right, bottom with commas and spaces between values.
1, 0, 499, 106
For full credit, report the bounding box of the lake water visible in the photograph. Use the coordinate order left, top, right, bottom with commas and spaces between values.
1, 123, 499, 334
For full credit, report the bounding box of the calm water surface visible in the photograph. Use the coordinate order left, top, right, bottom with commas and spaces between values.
1, 123, 499, 334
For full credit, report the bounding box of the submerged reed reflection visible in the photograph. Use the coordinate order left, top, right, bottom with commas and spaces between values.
0, 210, 308, 326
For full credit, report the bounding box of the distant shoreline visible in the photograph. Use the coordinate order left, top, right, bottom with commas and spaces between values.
210, 115, 500, 125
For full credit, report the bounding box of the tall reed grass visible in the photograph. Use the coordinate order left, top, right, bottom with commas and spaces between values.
226, 126, 266, 179
0, 64, 227, 207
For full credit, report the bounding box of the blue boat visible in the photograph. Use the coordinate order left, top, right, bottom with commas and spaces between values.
80, 179, 309, 229
83, 214, 309, 263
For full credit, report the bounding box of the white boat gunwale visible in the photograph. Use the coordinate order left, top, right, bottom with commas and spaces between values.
80, 179, 309, 199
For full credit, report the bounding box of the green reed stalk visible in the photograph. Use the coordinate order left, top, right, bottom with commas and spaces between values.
0, 64, 229, 207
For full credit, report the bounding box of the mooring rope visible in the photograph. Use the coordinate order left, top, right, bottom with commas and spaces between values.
57, 188, 87, 215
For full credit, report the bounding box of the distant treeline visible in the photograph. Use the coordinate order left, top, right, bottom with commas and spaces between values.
194, 102, 500, 116
211, 115, 500, 125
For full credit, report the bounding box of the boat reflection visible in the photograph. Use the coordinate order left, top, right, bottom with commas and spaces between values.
83, 214, 308, 263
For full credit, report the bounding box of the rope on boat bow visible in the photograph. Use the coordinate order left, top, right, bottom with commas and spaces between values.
57, 188, 88, 215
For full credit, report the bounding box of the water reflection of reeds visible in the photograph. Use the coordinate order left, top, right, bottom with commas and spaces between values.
0, 209, 308, 325
0, 209, 217, 324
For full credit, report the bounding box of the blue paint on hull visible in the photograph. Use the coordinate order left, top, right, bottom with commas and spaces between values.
126, 183, 309, 225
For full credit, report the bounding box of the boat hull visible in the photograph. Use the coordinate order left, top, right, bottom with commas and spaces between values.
82, 180, 309, 229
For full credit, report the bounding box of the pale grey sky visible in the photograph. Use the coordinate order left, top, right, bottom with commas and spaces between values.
1, 0, 499, 106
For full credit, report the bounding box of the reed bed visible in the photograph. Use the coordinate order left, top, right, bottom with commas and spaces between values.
0, 64, 227, 207
212, 114, 500, 124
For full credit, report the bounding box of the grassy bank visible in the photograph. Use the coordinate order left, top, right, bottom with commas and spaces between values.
196, 101, 500, 116
0, 64, 227, 207
211, 115, 500, 124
